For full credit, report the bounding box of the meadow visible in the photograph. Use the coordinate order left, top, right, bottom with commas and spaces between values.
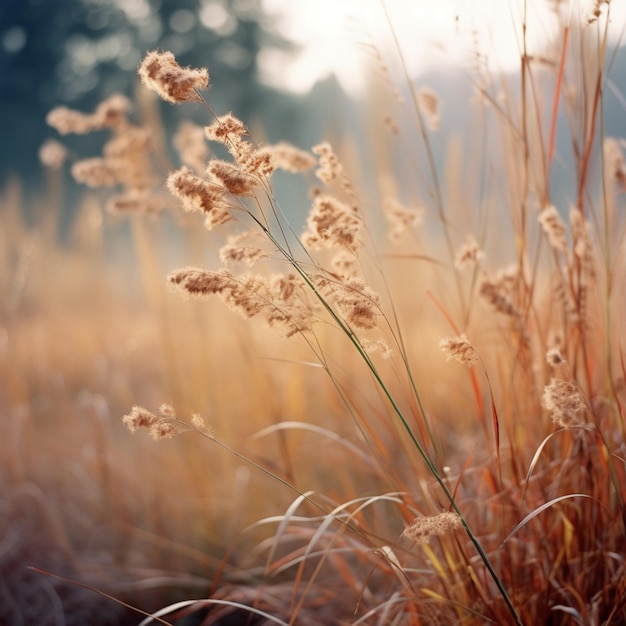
2, 3, 626, 624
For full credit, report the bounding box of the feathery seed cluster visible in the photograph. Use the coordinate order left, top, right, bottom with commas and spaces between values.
402, 512, 462, 544
138, 50, 209, 103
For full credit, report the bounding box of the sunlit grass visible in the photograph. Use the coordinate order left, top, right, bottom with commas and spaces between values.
3, 2, 626, 624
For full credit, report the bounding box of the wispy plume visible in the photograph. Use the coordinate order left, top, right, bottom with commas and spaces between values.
402, 511, 462, 544
138, 50, 209, 103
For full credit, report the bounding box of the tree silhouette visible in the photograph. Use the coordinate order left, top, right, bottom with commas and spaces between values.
0, 0, 297, 191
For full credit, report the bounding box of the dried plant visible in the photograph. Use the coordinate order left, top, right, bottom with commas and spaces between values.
32, 10, 626, 626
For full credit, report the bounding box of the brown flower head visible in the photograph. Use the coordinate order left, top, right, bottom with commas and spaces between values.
168, 267, 233, 297
204, 114, 248, 143
402, 512, 462, 544
167, 166, 227, 214
455, 235, 484, 270
546, 348, 566, 367
542, 378, 587, 428
539, 205, 567, 252
312, 141, 342, 183
207, 160, 257, 196
479, 271, 520, 318
316, 275, 380, 330
46, 106, 99, 135
439, 334, 479, 367
71, 158, 120, 187
302, 194, 362, 252
122, 405, 189, 440
266, 142, 316, 173
138, 50, 209, 103
219, 231, 265, 266
94, 93, 132, 128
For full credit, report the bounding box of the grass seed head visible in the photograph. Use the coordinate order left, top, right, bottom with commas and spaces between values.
439, 334, 479, 367
166, 166, 228, 214
542, 378, 587, 428
302, 194, 362, 252
207, 159, 258, 196
402, 511, 462, 544
122, 405, 187, 440
539, 205, 567, 252
138, 50, 209, 103
455, 234, 484, 270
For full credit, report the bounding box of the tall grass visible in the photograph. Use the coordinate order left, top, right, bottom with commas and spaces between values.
8, 1, 626, 624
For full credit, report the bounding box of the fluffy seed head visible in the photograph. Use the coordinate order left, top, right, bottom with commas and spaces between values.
219, 231, 265, 266
207, 160, 257, 196
204, 114, 248, 143
302, 194, 362, 252
167, 166, 227, 214
479, 273, 519, 318
266, 142, 316, 172
168, 267, 233, 297
71, 158, 120, 187
204, 207, 235, 231
169, 267, 313, 337
139, 50, 209, 103
402, 512, 462, 544
546, 348, 566, 367
315, 275, 380, 330
455, 235, 484, 270
94, 93, 132, 128
239, 146, 276, 176
47, 94, 131, 135
439, 334, 479, 367
46, 106, 99, 135
539, 205, 567, 252
312, 141, 342, 183
542, 378, 587, 428
122, 405, 188, 440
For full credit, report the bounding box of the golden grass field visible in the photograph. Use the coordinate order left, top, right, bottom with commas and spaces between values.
2, 4, 626, 624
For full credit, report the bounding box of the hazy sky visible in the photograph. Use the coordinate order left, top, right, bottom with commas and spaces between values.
259, 0, 626, 94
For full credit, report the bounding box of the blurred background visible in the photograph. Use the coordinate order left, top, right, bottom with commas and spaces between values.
2, 0, 625, 214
